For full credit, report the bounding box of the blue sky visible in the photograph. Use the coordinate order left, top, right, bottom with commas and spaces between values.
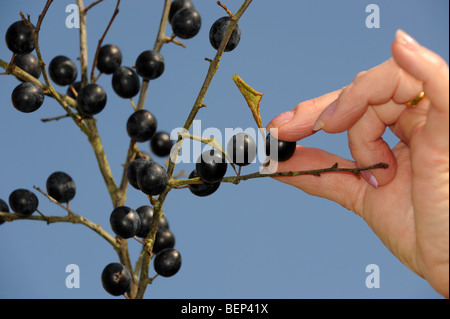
0, 0, 448, 299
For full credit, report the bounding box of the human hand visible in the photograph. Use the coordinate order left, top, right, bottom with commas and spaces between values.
266, 30, 449, 298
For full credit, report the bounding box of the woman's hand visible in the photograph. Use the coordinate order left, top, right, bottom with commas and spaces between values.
266, 30, 449, 298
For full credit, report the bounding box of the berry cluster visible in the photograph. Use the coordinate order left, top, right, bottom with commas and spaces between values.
1, 0, 298, 299
188, 132, 296, 197
0, 171, 76, 220
104, 204, 180, 296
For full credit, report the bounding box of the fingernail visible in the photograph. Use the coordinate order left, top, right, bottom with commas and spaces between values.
361, 170, 379, 188
396, 29, 420, 51
267, 110, 295, 130
312, 99, 338, 132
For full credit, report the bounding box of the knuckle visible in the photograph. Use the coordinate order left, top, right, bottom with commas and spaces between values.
424, 51, 449, 74
353, 71, 368, 84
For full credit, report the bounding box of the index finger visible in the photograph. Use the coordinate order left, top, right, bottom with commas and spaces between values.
266, 88, 344, 142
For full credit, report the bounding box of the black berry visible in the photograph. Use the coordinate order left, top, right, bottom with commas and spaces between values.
169, 0, 195, 23
5, 21, 35, 54
127, 158, 152, 190
11, 82, 44, 113
46, 172, 76, 204
188, 169, 221, 197
196, 150, 228, 183
265, 134, 296, 162
150, 132, 174, 157
110, 206, 141, 239
136, 205, 169, 238
13, 53, 41, 80
76, 83, 107, 116
153, 228, 176, 254
8, 189, 39, 217
97, 44, 122, 74
101, 263, 132, 296
227, 133, 257, 167
135, 50, 165, 81
112, 66, 140, 99
137, 161, 169, 196
136, 205, 154, 238
0, 199, 9, 225
48, 56, 78, 86
126, 110, 157, 142
171, 8, 201, 39
209, 17, 241, 52
153, 248, 182, 277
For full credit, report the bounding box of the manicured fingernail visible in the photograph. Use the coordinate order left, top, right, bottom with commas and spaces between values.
396, 29, 420, 51
267, 110, 295, 130
312, 99, 338, 132
361, 170, 379, 188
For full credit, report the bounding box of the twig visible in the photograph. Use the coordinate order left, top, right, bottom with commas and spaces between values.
0, 211, 119, 250
1, 186, 119, 250
41, 114, 71, 123
170, 162, 390, 187
35, 0, 54, 34
90, 0, 121, 83
76, 0, 89, 86
217, 1, 236, 20
75, 0, 120, 206
164, 34, 187, 48
84, 0, 104, 12
153, 0, 172, 52
130, 98, 137, 111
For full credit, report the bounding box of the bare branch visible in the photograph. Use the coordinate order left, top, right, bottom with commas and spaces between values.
90, 0, 121, 83
35, 0, 54, 34
40, 114, 71, 123
170, 162, 390, 187
1, 186, 120, 250
84, 0, 104, 12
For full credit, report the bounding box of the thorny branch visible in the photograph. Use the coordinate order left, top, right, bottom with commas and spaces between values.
135, 0, 255, 300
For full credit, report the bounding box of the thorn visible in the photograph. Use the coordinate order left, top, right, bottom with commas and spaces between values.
173, 185, 189, 189
217, 1, 236, 20
164, 34, 187, 48
69, 84, 78, 97
130, 98, 137, 111
133, 236, 145, 245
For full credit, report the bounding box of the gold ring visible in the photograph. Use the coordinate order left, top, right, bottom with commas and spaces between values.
406, 91, 426, 108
